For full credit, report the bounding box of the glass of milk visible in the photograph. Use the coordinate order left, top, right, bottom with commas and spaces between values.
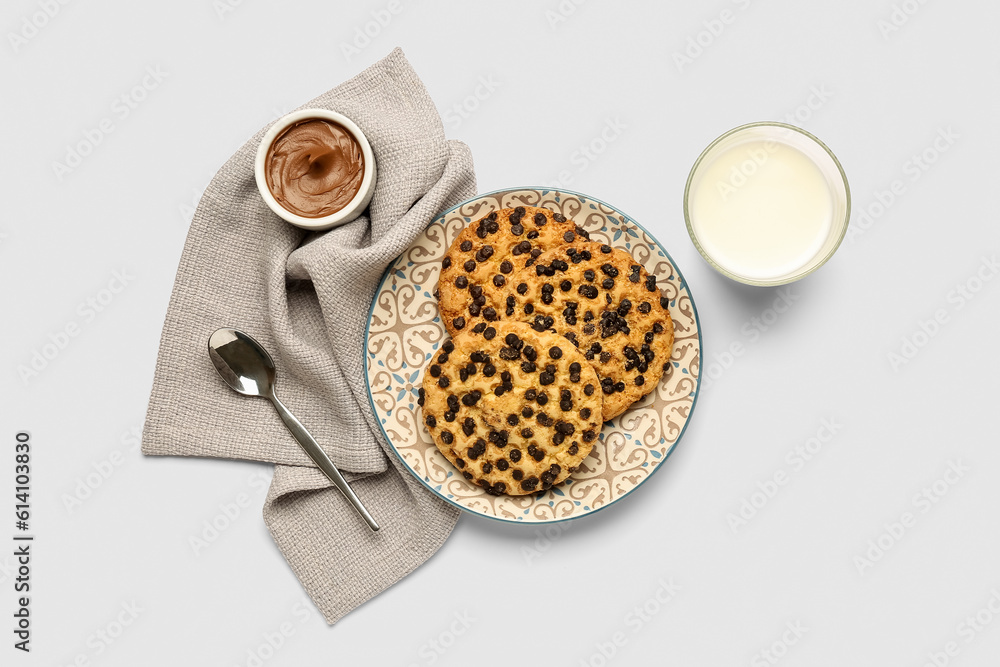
684, 122, 850, 286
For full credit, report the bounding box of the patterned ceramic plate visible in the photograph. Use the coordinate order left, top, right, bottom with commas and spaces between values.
364, 188, 702, 524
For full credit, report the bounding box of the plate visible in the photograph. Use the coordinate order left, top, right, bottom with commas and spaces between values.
364, 188, 702, 524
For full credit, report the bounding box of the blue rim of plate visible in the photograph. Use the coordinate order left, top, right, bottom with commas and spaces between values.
364, 187, 703, 525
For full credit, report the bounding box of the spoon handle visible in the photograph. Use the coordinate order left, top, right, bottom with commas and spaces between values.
269, 395, 380, 532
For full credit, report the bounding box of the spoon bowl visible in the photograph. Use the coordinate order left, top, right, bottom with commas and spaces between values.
208, 328, 277, 397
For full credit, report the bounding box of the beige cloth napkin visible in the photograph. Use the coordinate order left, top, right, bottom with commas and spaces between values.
142, 48, 474, 624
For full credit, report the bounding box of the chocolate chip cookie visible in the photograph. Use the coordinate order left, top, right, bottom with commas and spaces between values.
501, 242, 674, 421
436, 206, 587, 338
419, 321, 603, 496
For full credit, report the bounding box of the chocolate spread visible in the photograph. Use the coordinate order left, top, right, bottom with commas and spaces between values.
265, 119, 365, 219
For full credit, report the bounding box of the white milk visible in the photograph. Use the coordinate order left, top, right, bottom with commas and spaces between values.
687, 138, 834, 282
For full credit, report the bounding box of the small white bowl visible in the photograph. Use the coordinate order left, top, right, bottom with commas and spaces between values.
254, 108, 377, 231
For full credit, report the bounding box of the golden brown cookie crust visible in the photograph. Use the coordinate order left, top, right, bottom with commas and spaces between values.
501, 241, 674, 421
419, 321, 603, 496
436, 206, 585, 338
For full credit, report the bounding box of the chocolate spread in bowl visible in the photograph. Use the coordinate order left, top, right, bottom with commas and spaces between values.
264, 119, 365, 219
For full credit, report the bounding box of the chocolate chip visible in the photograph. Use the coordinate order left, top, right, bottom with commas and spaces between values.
567, 443, 579, 455
523, 345, 537, 362
444, 410, 455, 422
600, 351, 611, 363
429, 365, 441, 378
483, 327, 496, 340
442, 257, 451, 269
583, 430, 597, 442
521, 476, 539, 491
530, 447, 545, 462
461, 390, 482, 407
584, 270, 596, 282
536, 392, 548, 405
533, 212, 546, 226
638, 301, 651, 314
584, 384, 595, 396
614, 381, 625, 392
552, 259, 568, 271
512, 469, 524, 480
553, 212, 566, 222
459, 367, 468, 382
520, 427, 534, 438
511, 223, 524, 236
460, 240, 472, 252
539, 372, 555, 385
462, 418, 476, 436
521, 406, 534, 418
454, 276, 468, 289
442, 341, 454, 353
600, 244, 612, 254
468, 303, 481, 317
499, 260, 514, 274
548, 346, 563, 359
469, 285, 483, 299
472, 323, 486, 333
441, 430, 453, 444
482, 364, 496, 378
531, 315, 555, 331
580, 408, 591, 419
524, 303, 534, 314
455, 458, 465, 468
447, 395, 460, 412
493, 275, 506, 288
578, 284, 598, 299
483, 307, 497, 321
541, 293, 554, 305
468, 439, 486, 459
563, 231, 575, 243
527, 230, 539, 239
496, 459, 509, 471
583, 323, 595, 335
525, 388, 537, 401
476, 246, 494, 262
645, 275, 657, 292
463, 471, 473, 480
417, 387, 425, 406
602, 278, 614, 290
438, 376, 450, 388
481, 462, 492, 474
463, 260, 475, 272
425, 415, 437, 428
516, 282, 529, 295
629, 266, 641, 283
509, 449, 522, 462
635, 375, 645, 386
521, 361, 536, 373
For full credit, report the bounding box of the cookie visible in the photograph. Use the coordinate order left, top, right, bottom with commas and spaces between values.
419, 321, 603, 496
501, 241, 674, 421
436, 206, 587, 338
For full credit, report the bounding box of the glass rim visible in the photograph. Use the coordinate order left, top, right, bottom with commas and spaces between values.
682, 121, 851, 287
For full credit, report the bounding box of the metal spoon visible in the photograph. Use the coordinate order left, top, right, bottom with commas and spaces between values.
208, 328, 379, 531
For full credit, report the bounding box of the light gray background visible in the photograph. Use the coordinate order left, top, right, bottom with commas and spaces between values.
2, 0, 998, 665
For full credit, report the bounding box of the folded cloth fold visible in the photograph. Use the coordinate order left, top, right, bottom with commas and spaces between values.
142, 48, 473, 624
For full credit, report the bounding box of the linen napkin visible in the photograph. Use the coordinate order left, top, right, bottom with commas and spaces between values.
142, 48, 474, 624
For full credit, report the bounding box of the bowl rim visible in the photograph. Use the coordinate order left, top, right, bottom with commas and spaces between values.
682, 121, 851, 287
254, 108, 376, 231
